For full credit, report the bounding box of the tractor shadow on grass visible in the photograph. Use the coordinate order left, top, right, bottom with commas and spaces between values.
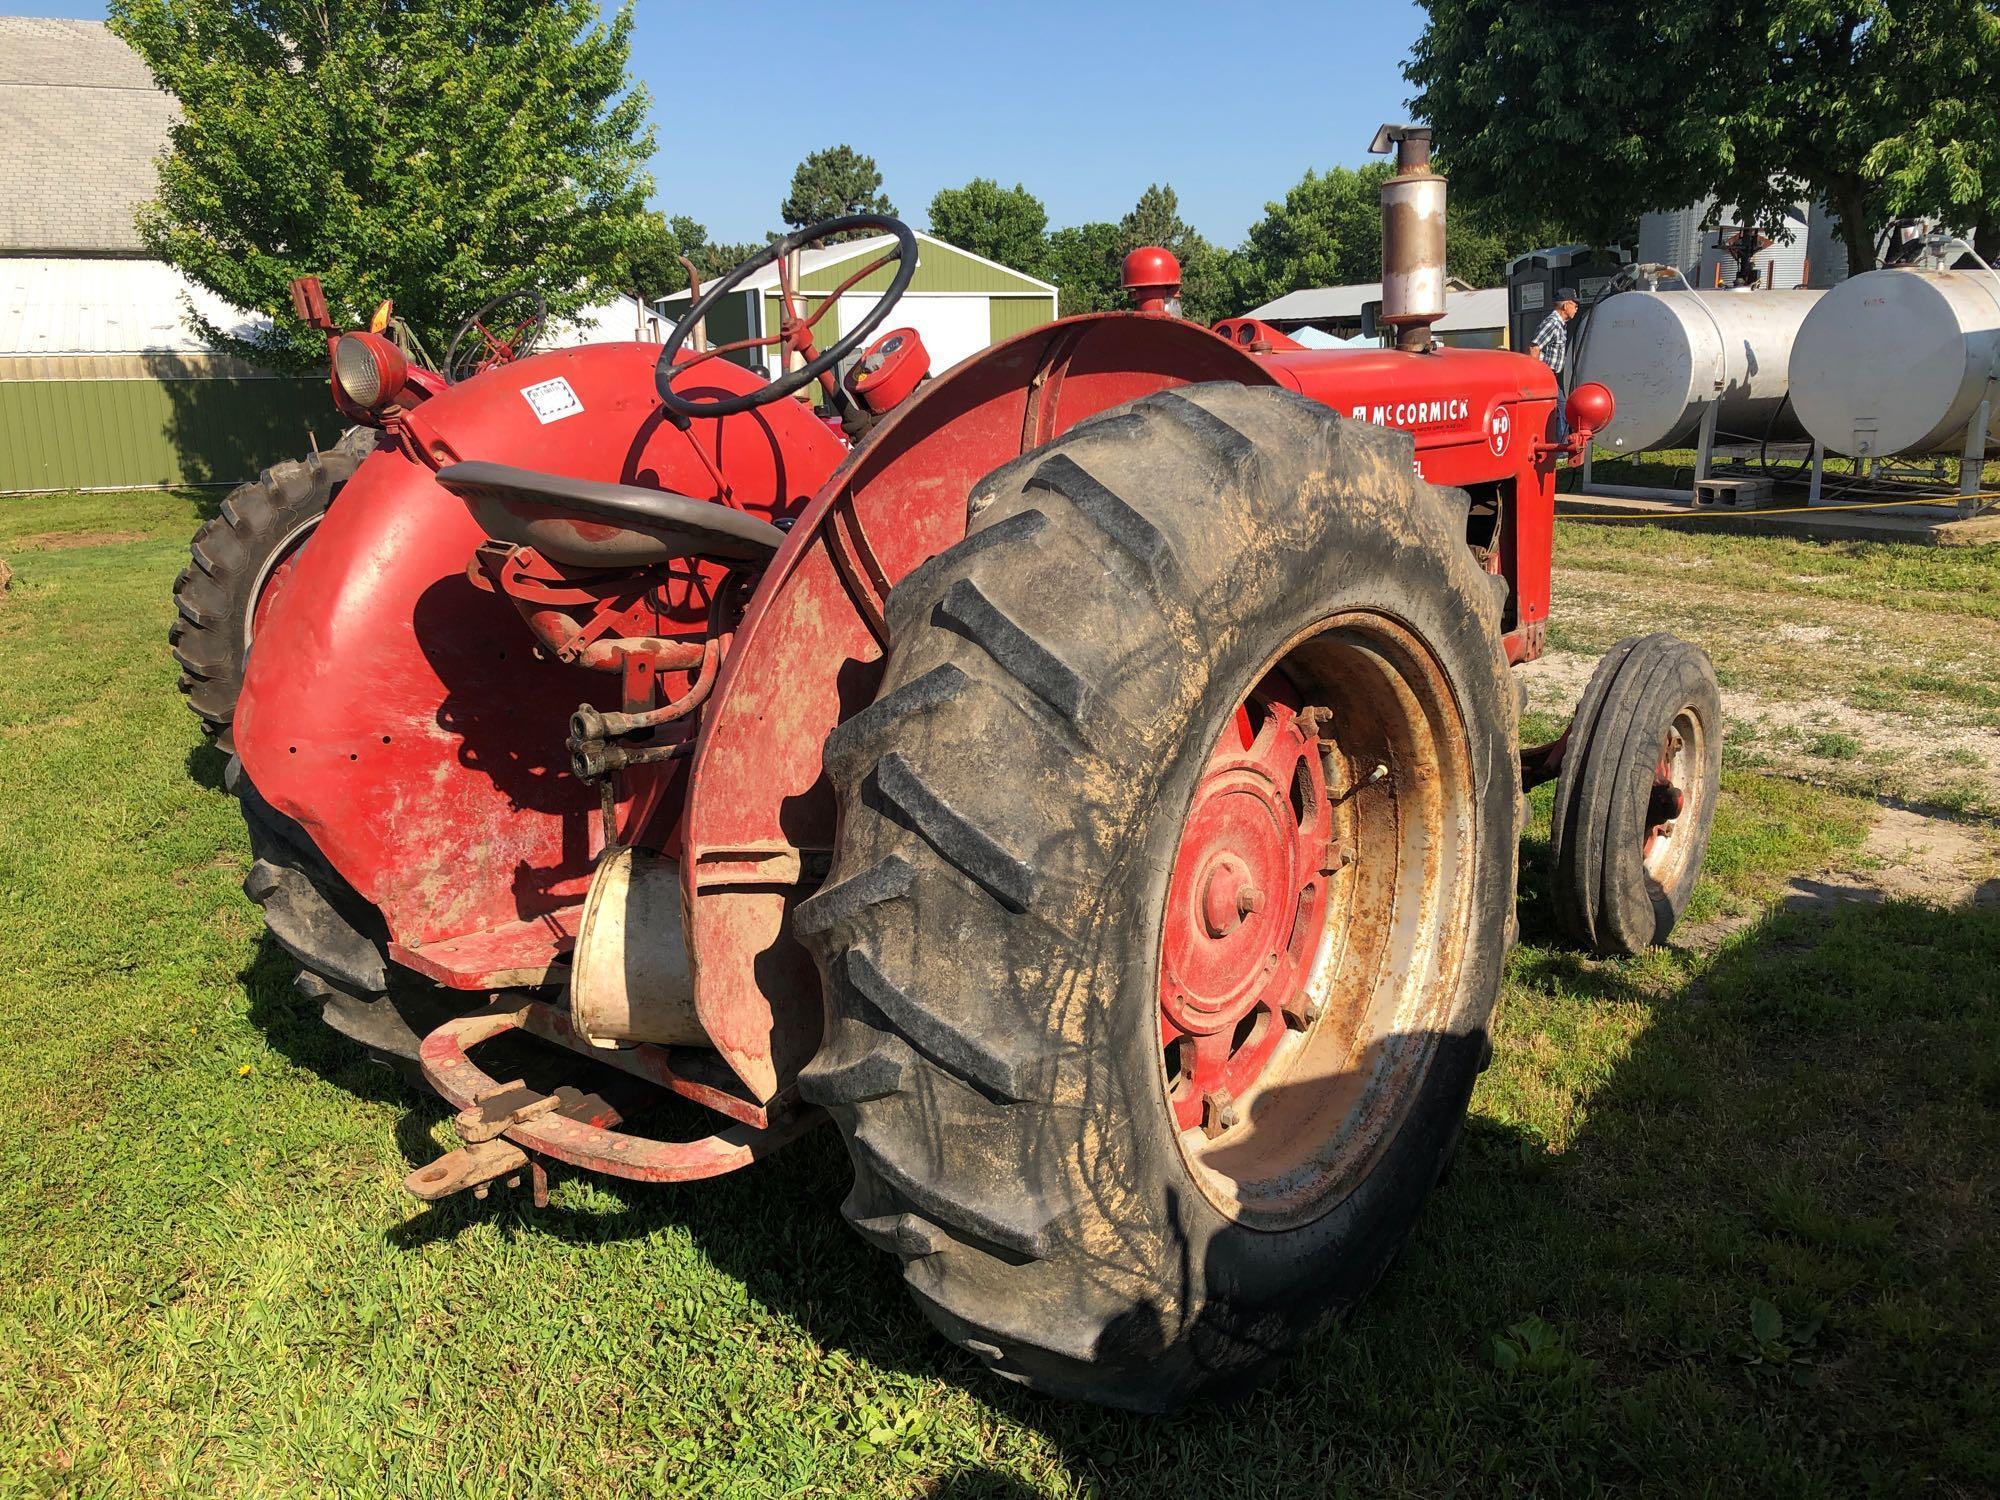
232, 933, 966, 1391
239, 933, 439, 1114
962, 894, 2000, 1495
237, 882, 2000, 1494
185, 740, 231, 794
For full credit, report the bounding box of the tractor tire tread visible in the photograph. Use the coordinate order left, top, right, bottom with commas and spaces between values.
871, 751, 1038, 912
936, 577, 1090, 724
834, 944, 1036, 1102
797, 1042, 911, 1107
804, 382, 1518, 1410
822, 665, 969, 785
1023, 452, 1176, 586
886, 509, 1049, 637
169, 428, 375, 749
848, 1123, 1060, 1260
846, 1203, 947, 1258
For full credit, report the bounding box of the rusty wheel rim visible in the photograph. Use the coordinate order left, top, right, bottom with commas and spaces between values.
1157, 612, 1479, 1230
1642, 708, 1702, 891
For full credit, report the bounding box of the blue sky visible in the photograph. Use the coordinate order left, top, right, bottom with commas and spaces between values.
5, 0, 1428, 245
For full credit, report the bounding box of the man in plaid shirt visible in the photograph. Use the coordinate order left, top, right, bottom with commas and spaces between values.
1531, 297, 1579, 440
1530, 297, 1578, 375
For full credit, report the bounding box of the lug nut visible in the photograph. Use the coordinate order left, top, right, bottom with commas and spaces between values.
1237, 884, 1264, 916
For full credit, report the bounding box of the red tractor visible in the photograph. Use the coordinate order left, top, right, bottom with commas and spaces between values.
215, 127, 1721, 1411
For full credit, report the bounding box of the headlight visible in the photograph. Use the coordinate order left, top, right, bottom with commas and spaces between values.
331, 331, 408, 410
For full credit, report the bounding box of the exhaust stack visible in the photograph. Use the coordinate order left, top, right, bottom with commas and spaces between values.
1370, 124, 1446, 353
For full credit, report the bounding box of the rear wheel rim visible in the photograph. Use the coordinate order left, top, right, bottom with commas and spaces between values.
245, 515, 322, 645
1157, 612, 1480, 1231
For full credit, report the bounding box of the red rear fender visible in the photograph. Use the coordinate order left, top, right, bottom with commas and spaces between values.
681, 314, 1278, 1100
235, 342, 845, 982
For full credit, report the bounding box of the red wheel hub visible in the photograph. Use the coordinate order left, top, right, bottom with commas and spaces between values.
1160, 683, 1333, 1137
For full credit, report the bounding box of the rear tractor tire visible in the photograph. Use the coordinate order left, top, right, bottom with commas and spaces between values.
231, 756, 467, 1089
798, 383, 1521, 1410
171, 428, 377, 753
1550, 633, 1722, 955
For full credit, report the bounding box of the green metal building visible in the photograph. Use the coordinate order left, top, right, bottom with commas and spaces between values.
655, 232, 1060, 378
0, 18, 340, 495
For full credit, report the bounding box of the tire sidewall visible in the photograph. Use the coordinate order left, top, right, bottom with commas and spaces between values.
1056, 446, 1518, 1381
1602, 644, 1723, 946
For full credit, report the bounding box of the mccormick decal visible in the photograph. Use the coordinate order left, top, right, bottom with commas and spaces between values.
1349, 397, 1472, 430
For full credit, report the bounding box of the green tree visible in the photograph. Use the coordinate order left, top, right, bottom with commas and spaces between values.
927, 178, 1049, 276
1044, 221, 1123, 315
108, 0, 656, 371
1229, 162, 1537, 309
1408, 0, 2000, 277
1864, 1, 2000, 255
614, 217, 768, 301
1231, 163, 1391, 309
1406, 1, 1736, 252
779, 145, 895, 237
616, 213, 713, 301
1449, 186, 1580, 286
695, 242, 769, 277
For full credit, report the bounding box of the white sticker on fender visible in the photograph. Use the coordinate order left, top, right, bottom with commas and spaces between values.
521, 376, 584, 424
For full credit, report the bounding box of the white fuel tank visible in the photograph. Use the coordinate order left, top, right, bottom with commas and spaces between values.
1789, 267, 2000, 458
1574, 289, 1822, 453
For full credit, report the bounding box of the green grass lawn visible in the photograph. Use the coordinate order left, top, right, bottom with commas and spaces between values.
1542, 518, 2000, 817
1, 493, 1995, 1497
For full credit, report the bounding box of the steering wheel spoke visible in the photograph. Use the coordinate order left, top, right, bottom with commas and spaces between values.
445, 290, 548, 385
655, 215, 919, 423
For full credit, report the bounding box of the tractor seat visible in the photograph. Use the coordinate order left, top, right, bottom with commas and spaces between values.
436, 460, 786, 569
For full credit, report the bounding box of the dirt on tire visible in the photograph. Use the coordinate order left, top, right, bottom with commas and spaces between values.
798, 384, 1520, 1410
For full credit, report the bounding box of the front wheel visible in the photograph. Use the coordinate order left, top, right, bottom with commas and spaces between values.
797, 384, 1520, 1410
1550, 634, 1722, 955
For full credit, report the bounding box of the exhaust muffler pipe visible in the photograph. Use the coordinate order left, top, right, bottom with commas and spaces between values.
1371, 123, 1447, 353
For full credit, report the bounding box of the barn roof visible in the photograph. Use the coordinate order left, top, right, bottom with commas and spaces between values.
1247, 281, 1503, 332
0, 18, 176, 255
657, 231, 1057, 303
1246, 277, 1486, 325
0, 256, 267, 355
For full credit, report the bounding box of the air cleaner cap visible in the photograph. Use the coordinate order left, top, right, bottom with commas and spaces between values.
1122, 246, 1182, 314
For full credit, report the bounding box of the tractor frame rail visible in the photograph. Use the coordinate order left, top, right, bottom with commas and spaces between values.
403, 998, 818, 1205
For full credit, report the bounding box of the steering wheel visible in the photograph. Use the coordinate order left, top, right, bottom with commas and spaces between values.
654, 214, 919, 423
445, 289, 548, 385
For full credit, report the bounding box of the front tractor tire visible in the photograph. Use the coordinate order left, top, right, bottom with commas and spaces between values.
171, 428, 377, 753
798, 384, 1520, 1410
1550, 633, 1722, 955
